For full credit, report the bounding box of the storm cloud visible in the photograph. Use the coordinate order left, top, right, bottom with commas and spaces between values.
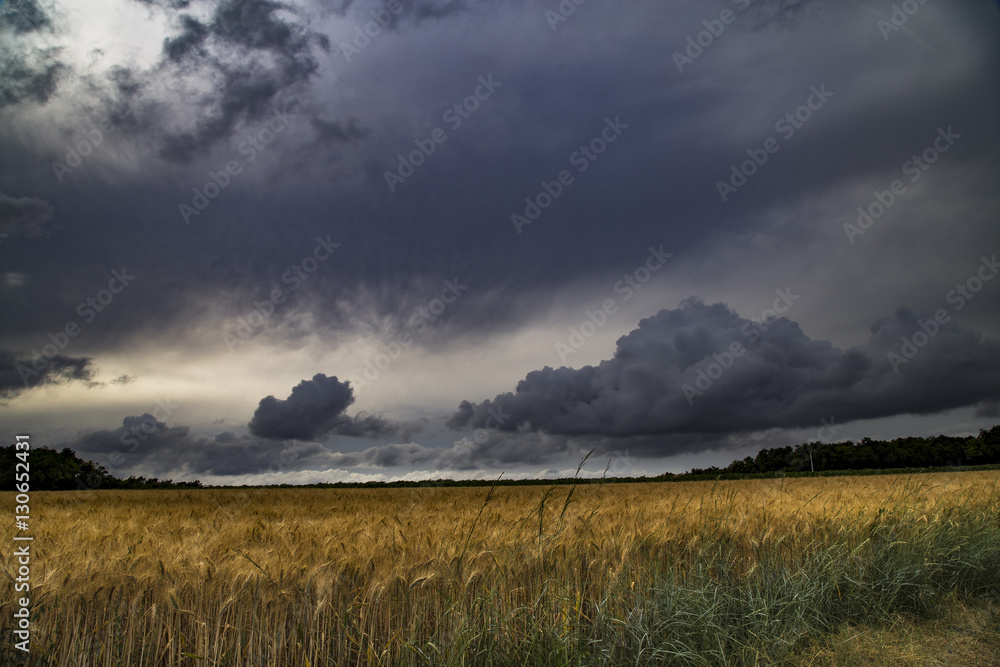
449, 299, 1000, 444
154, 0, 332, 163
0, 47, 64, 109
0, 0, 52, 35
249, 373, 395, 440
0, 348, 95, 400
0, 0, 998, 481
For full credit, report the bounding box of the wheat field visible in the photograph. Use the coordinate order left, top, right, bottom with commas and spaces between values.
3, 472, 1000, 666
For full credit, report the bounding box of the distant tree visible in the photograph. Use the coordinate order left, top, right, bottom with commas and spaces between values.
0, 445, 201, 491
0, 445, 117, 491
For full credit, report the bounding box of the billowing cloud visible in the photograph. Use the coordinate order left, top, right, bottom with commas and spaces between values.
249, 373, 395, 440
448, 299, 1000, 444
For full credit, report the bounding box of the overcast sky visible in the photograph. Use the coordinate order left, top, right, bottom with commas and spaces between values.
1, 0, 998, 484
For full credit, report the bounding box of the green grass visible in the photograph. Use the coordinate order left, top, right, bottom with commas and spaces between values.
392, 498, 1000, 666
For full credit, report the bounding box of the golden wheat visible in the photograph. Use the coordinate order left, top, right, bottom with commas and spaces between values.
2, 472, 998, 665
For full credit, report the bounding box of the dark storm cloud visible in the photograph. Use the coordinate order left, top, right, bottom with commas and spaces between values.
163, 14, 210, 61
60, 413, 338, 476
0, 189, 54, 240
212, 0, 326, 52
0, 0, 52, 35
157, 70, 284, 163
0, 0, 996, 393
0, 0, 62, 107
0, 47, 65, 108
447, 299, 1000, 447
249, 373, 396, 440
0, 348, 95, 400
150, 0, 331, 162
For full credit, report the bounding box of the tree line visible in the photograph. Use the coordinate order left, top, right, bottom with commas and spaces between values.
691, 425, 1000, 476
3, 425, 999, 490
0, 446, 203, 491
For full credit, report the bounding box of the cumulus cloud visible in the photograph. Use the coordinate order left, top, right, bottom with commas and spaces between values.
0, 348, 95, 400
249, 373, 396, 440
447, 299, 1000, 447
0, 189, 55, 240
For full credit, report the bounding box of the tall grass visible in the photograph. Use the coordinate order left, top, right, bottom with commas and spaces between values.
2, 472, 998, 665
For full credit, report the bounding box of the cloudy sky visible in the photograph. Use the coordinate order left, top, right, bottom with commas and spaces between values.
1, 0, 998, 484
